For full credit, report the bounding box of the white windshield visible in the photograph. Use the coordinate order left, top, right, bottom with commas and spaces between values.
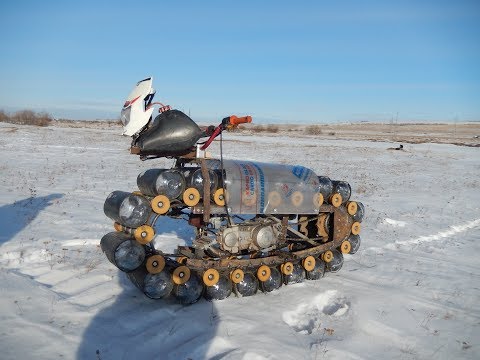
121, 77, 155, 136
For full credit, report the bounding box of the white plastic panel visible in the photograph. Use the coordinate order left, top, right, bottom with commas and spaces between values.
121, 77, 155, 136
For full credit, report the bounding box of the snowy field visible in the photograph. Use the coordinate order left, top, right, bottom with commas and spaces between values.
0, 122, 479, 360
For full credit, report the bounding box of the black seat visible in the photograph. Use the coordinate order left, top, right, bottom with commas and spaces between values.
133, 110, 205, 157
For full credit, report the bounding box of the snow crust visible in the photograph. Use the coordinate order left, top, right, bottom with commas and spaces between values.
0, 123, 479, 359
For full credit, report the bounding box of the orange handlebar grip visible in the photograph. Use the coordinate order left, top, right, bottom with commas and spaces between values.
229, 115, 252, 125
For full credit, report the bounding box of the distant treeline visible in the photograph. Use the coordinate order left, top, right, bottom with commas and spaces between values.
0, 109, 53, 127
239, 123, 326, 135
0, 109, 122, 127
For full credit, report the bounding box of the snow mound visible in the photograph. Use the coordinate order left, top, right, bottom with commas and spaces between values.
282, 290, 349, 334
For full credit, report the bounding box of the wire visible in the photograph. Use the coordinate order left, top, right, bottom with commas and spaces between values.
219, 131, 233, 227
146, 102, 171, 113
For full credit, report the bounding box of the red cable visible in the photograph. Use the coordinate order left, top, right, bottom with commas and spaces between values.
200, 126, 222, 150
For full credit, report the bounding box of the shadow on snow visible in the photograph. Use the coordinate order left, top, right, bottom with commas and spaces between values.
76, 275, 226, 360
0, 194, 63, 244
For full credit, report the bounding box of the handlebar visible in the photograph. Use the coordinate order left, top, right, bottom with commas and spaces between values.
200, 114, 252, 150
227, 115, 252, 126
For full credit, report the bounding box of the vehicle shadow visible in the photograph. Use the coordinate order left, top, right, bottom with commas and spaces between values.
76, 274, 222, 360
0, 194, 63, 244
77, 217, 225, 360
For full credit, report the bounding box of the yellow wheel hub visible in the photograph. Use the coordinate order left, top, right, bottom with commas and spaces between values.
183, 188, 200, 207
134, 225, 155, 244
267, 191, 282, 207
313, 193, 324, 207
330, 193, 343, 208
172, 266, 191, 285
281, 262, 294, 275
291, 191, 304, 207
351, 221, 361, 235
213, 188, 226, 206
340, 240, 352, 254
242, 193, 257, 207
322, 250, 334, 263
230, 269, 244, 284
203, 268, 220, 286
257, 265, 271, 282
302, 256, 316, 271
146, 255, 165, 274
151, 195, 170, 214
347, 201, 358, 216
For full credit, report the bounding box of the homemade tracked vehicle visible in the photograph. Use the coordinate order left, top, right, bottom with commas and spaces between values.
101, 78, 364, 304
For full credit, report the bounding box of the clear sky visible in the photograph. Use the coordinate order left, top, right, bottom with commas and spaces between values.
0, 0, 479, 123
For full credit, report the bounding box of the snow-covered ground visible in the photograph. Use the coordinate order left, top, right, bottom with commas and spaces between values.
0, 122, 479, 360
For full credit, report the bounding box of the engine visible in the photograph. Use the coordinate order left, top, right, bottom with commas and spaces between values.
217, 218, 283, 253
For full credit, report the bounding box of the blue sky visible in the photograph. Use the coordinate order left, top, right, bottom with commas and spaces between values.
0, 0, 479, 123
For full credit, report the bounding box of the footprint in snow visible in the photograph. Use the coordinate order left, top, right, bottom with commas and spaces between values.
282, 290, 350, 334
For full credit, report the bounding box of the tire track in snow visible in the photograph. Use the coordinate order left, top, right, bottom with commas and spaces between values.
388, 218, 480, 248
